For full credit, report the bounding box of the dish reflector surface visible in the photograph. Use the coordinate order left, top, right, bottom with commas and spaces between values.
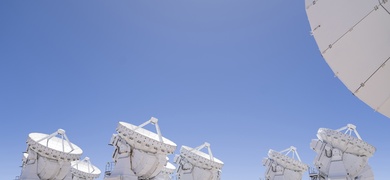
117, 121, 176, 154
27, 132, 82, 161
180, 145, 223, 170
306, 0, 390, 118
71, 157, 101, 179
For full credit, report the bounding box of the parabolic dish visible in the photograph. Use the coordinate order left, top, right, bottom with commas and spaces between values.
27, 133, 82, 161
180, 146, 224, 170
317, 128, 376, 157
116, 122, 176, 154
305, 0, 390, 118
268, 149, 308, 172
71, 158, 101, 179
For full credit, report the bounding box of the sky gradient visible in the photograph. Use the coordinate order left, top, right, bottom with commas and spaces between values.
1, 1, 389, 180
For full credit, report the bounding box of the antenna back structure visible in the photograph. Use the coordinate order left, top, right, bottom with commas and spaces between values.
262, 146, 308, 180
174, 142, 224, 180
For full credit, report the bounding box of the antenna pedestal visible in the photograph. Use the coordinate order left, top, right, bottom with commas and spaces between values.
20, 151, 40, 180
20, 151, 74, 180
19, 158, 40, 180
20, 151, 73, 180
104, 155, 138, 180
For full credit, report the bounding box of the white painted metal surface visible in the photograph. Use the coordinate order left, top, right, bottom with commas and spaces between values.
104, 117, 177, 180
71, 157, 101, 180
28, 129, 83, 161
305, 0, 390, 118
20, 129, 83, 180
310, 124, 376, 180
116, 119, 176, 154
151, 162, 176, 180
262, 146, 308, 180
161, 162, 176, 175
317, 124, 375, 157
174, 142, 223, 180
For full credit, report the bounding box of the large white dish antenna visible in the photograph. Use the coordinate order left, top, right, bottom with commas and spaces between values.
267, 147, 308, 172
71, 157, 101, 179
316, 124, 376, 157
117, 120, 176, 154
105, 117, 177, 180
310, 124, 376, 179
262, 146, 308, 180
27, 129, 82, 161
305, 0, 390, 118
175, 142, 223, 180
20, 129, 83, 180
180, 143, 224, 170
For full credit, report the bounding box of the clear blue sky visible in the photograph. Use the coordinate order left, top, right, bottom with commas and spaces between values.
1, 1, 389, 180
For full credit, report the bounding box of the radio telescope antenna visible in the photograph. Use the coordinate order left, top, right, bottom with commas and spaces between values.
310, 124, 376, 179
305, 0, 390, 118
71, 157, 101, 180
19, 129, 83, 180
174, 142, 224, 180
262, 146, 308, 180
104, 117, 177, 180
